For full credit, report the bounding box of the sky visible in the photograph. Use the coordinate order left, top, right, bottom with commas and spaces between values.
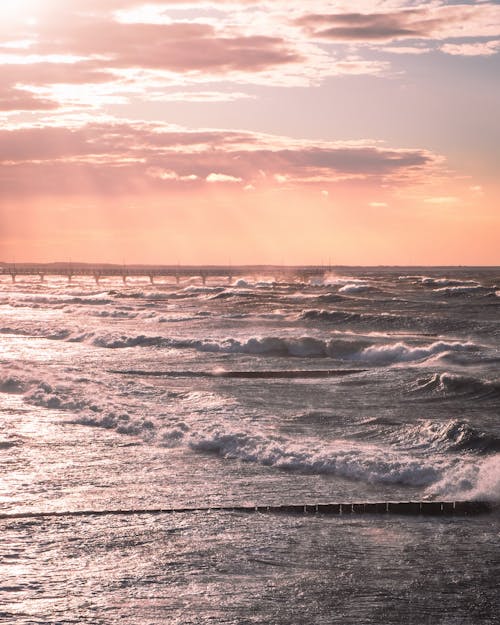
0, 0, 499, 265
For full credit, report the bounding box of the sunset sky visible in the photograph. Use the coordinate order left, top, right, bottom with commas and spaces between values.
0, 0, 499, 265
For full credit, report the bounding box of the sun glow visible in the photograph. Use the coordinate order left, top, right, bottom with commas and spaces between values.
0, 0, 38, 21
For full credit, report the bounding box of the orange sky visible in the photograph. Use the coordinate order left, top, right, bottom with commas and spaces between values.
0, 1, 499, 264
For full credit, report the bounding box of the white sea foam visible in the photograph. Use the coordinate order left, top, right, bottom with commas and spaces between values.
232, 279, 250, 288
338, 283, 371, 294
422, 277, 479, 287
433, 285, 486, 295
357, 340, 474, 365
321, 274, 368, 287
187, 426, 446, 486
387, 419, 500, 454
426, 454, 500, 501
411, 372, 500, 398
4, 293, 113, 306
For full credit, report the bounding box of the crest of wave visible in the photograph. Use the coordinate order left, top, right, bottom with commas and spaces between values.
426, 454, 500, 502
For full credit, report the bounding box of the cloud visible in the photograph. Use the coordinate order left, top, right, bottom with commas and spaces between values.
206, 173, 243, 183
0, 60, 119, 112
0, 85, 59, 111
0, 120, 441, 197
29, 21, 302, 74
440, 41, 500, 57
295, 4, 500, 43
424, 196, 459, 204
296, 10, 434, 42
148, 91, 256, 103
0, 1, 425, 117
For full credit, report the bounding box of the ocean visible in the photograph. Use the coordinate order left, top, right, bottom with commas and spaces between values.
0, 267, 499, 624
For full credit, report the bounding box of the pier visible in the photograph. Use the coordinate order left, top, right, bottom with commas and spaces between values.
0, 263, 330, 285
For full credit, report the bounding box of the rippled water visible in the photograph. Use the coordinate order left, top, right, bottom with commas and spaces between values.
0, 268, 499, 623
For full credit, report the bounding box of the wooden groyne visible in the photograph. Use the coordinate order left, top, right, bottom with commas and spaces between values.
110, 369, 368, 379
0, 501, 494, 522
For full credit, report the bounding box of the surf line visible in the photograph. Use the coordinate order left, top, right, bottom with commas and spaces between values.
109, 369, 368, 379
0, 501, 494, 522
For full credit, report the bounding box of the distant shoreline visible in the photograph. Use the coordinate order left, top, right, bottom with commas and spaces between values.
1, 262, 498, 270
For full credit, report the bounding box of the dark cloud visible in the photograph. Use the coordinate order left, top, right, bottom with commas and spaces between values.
34, 21, 301, 73
0, 62, 115, 87
0, 87, 59, 112
296, 8, 461, 41
0, 121, 438, 196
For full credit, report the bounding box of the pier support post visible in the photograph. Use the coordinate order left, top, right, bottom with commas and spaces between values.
10, 273, 16, 283
39, 273, 45, 282
149, 275, 154, 285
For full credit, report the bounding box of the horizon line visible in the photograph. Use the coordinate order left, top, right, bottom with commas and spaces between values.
1, 261, 499, 270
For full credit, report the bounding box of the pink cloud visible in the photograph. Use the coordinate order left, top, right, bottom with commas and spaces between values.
0, 86, 59, 111
295, 4, 500, 42
30, 21, 302, 73
0, 121, 440, 197
0, 62, 115, 86
440, 41, 500, 57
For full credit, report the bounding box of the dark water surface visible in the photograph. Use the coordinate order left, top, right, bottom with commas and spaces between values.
0, 268, 499, 623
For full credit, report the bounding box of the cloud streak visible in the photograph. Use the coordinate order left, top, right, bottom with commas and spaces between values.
0, 121, 441, 197
296, 4, 500, 43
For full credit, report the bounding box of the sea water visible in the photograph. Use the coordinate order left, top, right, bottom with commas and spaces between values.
0, 268, 499, 624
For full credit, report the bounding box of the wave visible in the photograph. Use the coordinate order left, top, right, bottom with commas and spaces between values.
388, 419, 500, 455
338, 283, 372, 294
433, 285, 489, 296
426, 454, 500, 502
300, 309, 364, 323
298, 308, 443, 332
52, 330, 479, 365
187, 420, 494, 500
208, 289, 263, 300
356, 340, 475, 365
3, 366, 496, 497
0, 376, 26, 394
157, 312, 211, 323
0, 321, 479, 367
230, 278, 280, 288
422, 277, 479, 287
187, 426, 444, 487
2, 294, 113, 306
321, 275, 369, 287
0, 326, 33, 336
89, 309, 138, 319
411, 372, 500, 400
316, 294, 347, 304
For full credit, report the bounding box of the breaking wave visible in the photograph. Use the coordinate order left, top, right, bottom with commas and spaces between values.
388, 419, 500, 455
411, 372, 500, 400
187, 426, 444, 487
422, 277, 479, 287
356, 340, 475, 365
338, 283, 372, 294
94, 335, 474, 364
298, 308, 464, 333
433, 285, 489, 296
426, 454, 500, 501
